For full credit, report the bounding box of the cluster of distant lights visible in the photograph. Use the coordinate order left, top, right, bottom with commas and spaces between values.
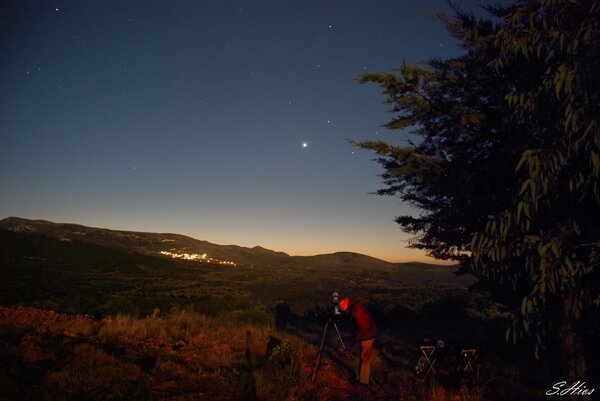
160, 251, 236, 266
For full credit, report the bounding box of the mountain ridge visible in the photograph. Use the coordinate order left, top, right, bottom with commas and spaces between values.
0, 217, 409, 269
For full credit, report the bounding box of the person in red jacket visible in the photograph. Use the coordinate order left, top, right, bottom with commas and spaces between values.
339, 297, 377, 385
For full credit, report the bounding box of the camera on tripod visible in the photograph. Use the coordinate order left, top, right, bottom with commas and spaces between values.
330, 291, 342, 320
314, 291, 343, 321
311, 292, 346, 382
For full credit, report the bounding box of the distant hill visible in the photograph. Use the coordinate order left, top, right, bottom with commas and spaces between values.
0, 217, 290, 267
0, 217, 475, 318
0, 217, 401, 270
291, 252, 396, 270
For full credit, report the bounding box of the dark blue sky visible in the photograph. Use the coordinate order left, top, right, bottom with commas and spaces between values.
1, 0, 501, 262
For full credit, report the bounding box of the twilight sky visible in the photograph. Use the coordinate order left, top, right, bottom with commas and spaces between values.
1, 0, 502, 263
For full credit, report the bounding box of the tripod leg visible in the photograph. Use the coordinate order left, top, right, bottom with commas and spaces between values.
332, 321, 346, 351
311, 321, 330, 382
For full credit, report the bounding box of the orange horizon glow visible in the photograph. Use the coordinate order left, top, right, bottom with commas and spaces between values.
188, 235, 456, 265
5, 215, 455, 266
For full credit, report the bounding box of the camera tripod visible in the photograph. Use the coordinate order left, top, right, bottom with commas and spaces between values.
311, 316, 346, 382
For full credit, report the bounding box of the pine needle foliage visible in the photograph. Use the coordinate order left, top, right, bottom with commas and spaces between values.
356, 0, 599, 377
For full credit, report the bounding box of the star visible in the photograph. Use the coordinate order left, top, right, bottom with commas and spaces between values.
302, 142, 308, 148
328, 25, 332, 29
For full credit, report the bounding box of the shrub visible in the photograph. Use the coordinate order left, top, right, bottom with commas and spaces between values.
219, 307, 273, 327
44, 344, 144, 401
268, 338, 298, 368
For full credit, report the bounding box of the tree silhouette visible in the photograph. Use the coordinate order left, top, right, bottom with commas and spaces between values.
355, 0, 599, 382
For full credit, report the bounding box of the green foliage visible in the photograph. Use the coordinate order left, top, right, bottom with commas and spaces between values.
354, 12, 524, 261
470, 0, 600, 360
357, 0, 599, 364
0, 229, 467, 320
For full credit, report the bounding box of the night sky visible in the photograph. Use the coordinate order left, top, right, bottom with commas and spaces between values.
1, 1, 500, 263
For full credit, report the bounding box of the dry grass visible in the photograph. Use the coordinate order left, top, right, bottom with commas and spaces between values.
50, 314, 99, 337
411, 382, 485, 401
95, 308, 317, 400
1, 306, 512, 401
99, 312, 170, 341
44, 343, 145, 401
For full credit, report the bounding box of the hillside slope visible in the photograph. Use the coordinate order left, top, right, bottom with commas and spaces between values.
0, 217, 396, 269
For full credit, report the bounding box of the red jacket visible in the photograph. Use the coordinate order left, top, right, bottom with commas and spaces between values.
347, 299, 377, 341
